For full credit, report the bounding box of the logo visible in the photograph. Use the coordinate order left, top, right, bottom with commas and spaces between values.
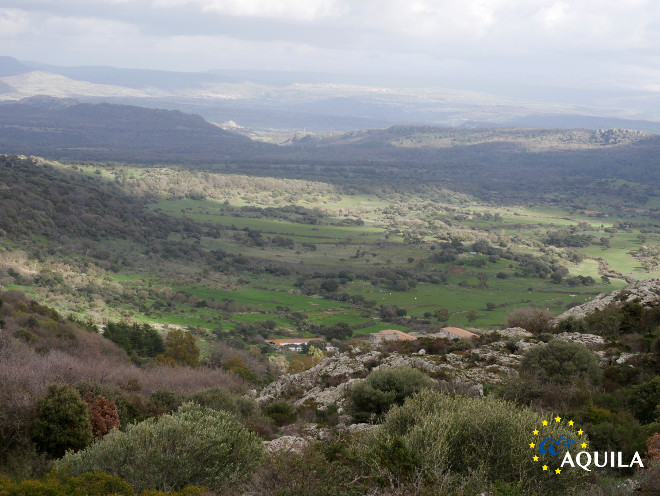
529, 416, 644, 474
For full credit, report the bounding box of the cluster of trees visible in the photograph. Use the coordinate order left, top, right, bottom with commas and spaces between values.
103, 322, 165, 359
544, 228, 594, 248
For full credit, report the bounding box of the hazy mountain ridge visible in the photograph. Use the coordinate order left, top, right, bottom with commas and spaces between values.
4, 56, 660, 132
2, 97, 660, 195
0, 97, 259, 163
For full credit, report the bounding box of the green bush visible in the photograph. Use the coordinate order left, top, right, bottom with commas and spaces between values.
149, 389, 185, 416
263, 401, 297, 427
628, 377, 660, 424
362, 390, 589, 495
32, 384, 93, 457
521, 340, 602, 385
348, 367, 434, 423
243, 440, 367, 496
0, 471, 208, 495
54, 403, 264, 492
0, 471, 134, 495
188, 388, 264, 425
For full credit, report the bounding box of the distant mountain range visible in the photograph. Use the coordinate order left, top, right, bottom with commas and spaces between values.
0, 96, 258, 163
2, 96, 660, 201
3, 55, 660, 133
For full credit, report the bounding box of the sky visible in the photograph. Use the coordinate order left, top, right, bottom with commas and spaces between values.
2, 0, 660, 92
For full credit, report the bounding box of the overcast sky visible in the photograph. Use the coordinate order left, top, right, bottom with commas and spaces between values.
2, 0, 660, 92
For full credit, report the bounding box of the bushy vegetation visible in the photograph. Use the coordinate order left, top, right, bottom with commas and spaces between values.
363, 390, 589, 495
103, 322, 165, 360
521, 340, 602, 385
348, 367, 434, 423
31, 384, 92, 458
0, 471, 207, 495
55, 403, 264, 492
628, 377, 660, 424
506, 307, 554, 335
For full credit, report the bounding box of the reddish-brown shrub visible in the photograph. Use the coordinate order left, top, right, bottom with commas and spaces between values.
646, 432, 660, 462
83, 393, 120, 439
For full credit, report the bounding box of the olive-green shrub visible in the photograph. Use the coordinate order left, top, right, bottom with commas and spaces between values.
0, 471, 208, 495
362, 390, 589, 495
348, 366, 434, 423
32, 384, 92, 457
521, 340, 601, 385
55, 402, 264, 492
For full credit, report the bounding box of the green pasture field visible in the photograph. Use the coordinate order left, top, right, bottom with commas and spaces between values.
173, 285, 344, 311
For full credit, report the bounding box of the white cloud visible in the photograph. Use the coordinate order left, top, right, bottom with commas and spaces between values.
534, 1, 568, 29
0, 8, 31, 37
151, 0, 348, 21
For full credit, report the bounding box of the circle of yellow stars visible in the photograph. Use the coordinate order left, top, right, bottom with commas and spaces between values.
529, 416, 586, 475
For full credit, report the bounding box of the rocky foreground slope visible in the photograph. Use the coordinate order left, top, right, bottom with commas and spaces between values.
258, 279, 660, 413
257, 278, 660, 453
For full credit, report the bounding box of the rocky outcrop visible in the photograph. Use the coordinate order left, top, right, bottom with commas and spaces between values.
263, 435, 308, 455
555, 332, 605, 348
257, 342, 522, 410
554, 278, 660, 323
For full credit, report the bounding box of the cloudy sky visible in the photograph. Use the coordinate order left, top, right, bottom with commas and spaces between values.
2, 0, 660, 92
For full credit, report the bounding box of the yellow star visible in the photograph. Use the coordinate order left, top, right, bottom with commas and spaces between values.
529, 442, 536, 448
533, 429, 539, 435
542, 465, 548, 471
555, 468, 561, 474
542, 420, 548, 426
554, 416, 562, 423
533, 455, 539, 462
577, 429, 584, 435
581, 443, 587, 449
568, 420, 574, 426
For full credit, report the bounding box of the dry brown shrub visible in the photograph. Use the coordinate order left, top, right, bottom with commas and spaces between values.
206, 341, 270, 380
82, 393, 120, 439
646, 432, 660, 462
506, 307, 554, 335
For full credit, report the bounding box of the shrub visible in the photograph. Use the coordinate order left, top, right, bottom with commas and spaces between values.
0, 471, 134, 495
628, 377, 660, 424
83, 393, 120, 439
159, 330, 199, 367
54, 403, 264, 492
242, 440, 367, 496
0, 471, 208, 495
188, 388, 262, 424
221, 357, 258, 382
149, 389, 184, 416
521, 340, 602, 385
363, 390, 589, 495
348, 367, 434, 423
32, 384, 92, 457
506, 307, 554, 335
263, 401, 297, 427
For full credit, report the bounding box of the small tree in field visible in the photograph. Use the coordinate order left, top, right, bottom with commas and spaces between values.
32, 384, 92, 457
434, 308, 449, 324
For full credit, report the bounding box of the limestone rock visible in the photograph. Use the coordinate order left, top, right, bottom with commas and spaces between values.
555, 332, 605, 348
264, 436, 309, 455
554, 278, 660, 323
